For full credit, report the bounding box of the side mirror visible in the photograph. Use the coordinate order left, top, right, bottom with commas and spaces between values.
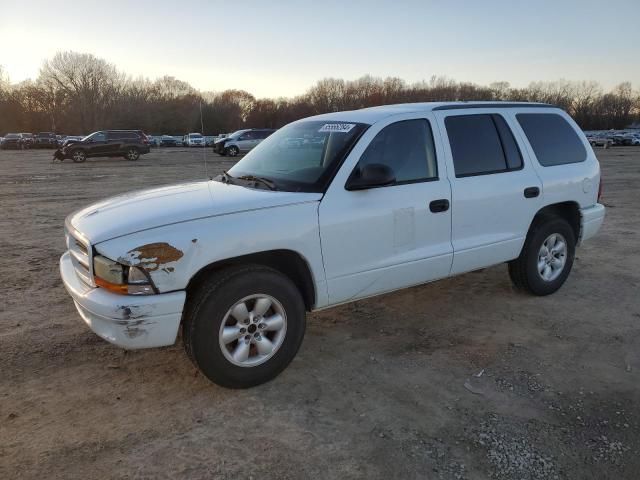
345, 163, 396, 191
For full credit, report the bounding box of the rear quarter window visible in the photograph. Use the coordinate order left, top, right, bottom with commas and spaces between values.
516, 113, 586, 166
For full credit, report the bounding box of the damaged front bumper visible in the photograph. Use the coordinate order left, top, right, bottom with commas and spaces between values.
60, 251, 186, 349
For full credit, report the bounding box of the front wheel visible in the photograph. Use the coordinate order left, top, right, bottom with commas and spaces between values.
225, 145, 239, 157
508, 216, 576, 296
182, 265, 306, 388
71, 149, 87, 163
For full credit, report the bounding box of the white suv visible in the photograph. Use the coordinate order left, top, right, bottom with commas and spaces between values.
183, 132, 205, 147
60, 102, 605, 388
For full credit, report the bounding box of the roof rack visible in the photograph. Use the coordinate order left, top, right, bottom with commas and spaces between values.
432, 102, 555, 111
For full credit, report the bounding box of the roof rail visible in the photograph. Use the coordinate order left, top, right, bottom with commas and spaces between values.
432, 102, 555, 111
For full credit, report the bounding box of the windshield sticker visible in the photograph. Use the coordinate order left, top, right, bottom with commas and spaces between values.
319, 123, 356, 133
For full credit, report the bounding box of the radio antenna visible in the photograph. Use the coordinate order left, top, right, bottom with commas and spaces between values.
199, 101, 211, 180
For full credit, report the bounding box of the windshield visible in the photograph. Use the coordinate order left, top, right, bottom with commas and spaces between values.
6, 134, 19, 138
226, 120, 368, 193
190, 133, 203, 138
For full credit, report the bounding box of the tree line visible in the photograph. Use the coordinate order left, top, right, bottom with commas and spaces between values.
0, 51, 638, 136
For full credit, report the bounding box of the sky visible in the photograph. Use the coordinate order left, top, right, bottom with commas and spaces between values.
1, 0, 638, 98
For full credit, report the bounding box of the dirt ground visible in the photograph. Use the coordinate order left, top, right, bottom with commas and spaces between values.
1, 145, 639, 480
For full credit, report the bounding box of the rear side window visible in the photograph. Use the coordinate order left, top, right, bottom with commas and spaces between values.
516, 113, 586, 166
353, 119, 438, 185
445, 114, 523, 177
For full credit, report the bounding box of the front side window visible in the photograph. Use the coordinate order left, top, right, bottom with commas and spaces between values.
516, 113, 586, 166
445, 114, 522, 177
350, 119, 438, 185
226, 121, 368, 192
84, 131, 106, 142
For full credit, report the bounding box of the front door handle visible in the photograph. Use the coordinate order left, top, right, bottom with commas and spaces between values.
524, 187, 540, 198
429, 199, 450, 213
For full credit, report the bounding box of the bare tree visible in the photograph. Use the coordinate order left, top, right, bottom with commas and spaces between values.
1, 51, 639, 135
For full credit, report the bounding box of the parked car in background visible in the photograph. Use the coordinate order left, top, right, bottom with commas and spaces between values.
214, 128, 276, 156
54, 130, 151, 162
58, 102, 605, 388
20, 133, 35, 149
160, 135, 179, 147
35, 132, 58, 148
184, 133, 205, 147
1, 133, 23, 149
586, 135, 612, 148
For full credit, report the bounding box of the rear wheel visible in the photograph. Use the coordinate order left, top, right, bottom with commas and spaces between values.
182, 265, 306, 388
125, 147, 140, 161
508, 216, 575, 296
71, 149, 87, 163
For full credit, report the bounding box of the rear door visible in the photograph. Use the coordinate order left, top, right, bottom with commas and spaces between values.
237, 131, 257, 152
105, 131, 124, 155
319, 113, 453, 305
434, 109, 543, 274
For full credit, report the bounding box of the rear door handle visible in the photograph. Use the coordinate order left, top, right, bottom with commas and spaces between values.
524, 187, 540, 198
429, 199, 450, 213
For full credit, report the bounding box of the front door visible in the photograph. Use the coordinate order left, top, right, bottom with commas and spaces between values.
319, 115, 453, 306
86, 131, 109, 156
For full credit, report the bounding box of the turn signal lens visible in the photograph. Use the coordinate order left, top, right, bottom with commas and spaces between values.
95, 276, 129, 294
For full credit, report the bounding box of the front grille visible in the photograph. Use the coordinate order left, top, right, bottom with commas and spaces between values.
66, 230, 94, 287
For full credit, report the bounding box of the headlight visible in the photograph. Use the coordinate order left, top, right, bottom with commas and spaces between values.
93, 255, 156, 295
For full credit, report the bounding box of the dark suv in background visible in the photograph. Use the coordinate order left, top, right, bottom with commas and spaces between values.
1, 133, 23, 149
35, 132, 58, 148
20, 133, 35, 149
54, 130, 151, 162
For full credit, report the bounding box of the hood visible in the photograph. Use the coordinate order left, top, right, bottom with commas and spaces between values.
62, 139, 83, 147
67, 180, 322, 244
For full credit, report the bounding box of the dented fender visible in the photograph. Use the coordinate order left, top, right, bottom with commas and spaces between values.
96, 233, 199, 292
92, 202, 328, 305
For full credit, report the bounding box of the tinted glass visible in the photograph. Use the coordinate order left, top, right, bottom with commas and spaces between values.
492, 115, 523, 170
517, 113, 586, 166
446, 115, 507, 177
353, 119, 437, 184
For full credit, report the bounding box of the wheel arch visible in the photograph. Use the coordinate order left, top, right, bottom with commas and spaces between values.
529, 201, 581, 241
186, 249, 317, 311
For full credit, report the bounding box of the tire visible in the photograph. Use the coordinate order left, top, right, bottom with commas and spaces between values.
226, 145, 239, 157
182, 265, 306, 388
71, 149, 87, 163
508, 215, 576, 296
125, 147, 140, 161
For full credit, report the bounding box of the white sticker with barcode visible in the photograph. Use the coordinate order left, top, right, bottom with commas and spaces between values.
318, 123, 356, 133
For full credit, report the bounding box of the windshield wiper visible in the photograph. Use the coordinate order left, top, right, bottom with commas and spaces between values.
220, 170, 236, 185
236, 175, 277, 191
